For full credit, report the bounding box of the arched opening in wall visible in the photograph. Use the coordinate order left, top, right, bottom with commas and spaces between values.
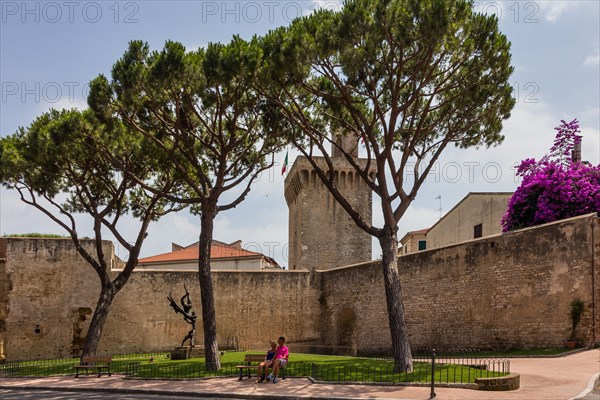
336, 308, 357, 356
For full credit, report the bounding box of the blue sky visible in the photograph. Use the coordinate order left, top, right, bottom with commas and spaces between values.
1, 0, 599, 266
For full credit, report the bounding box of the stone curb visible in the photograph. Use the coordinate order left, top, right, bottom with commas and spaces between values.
306, 377, 478, 390
569, 373, 600, 400
475, 373, 520, 391
480, 348, 589, 359
0, 384, 414, 400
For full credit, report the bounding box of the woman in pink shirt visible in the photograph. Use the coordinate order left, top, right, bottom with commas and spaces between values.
268, 336, 289, 383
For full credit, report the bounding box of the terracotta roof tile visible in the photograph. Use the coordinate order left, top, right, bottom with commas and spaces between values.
138, 241, 265, 264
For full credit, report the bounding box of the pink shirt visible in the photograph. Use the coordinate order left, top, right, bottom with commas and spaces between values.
274, 345, 289, 359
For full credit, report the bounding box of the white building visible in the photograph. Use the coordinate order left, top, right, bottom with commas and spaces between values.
400, 192, 513, 254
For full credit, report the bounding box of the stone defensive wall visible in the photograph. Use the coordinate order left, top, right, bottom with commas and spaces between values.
322, 213, 599, 352
1, 213, 598, 361
0, 239, 320, 360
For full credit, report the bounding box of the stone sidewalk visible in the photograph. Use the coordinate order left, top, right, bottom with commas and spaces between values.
1, 349, 598, 400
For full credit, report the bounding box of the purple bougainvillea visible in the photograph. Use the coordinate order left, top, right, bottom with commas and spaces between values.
501, 119, 600, 232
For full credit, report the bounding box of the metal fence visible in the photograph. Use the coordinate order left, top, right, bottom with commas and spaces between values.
0, 348, 510, 394
265, 343, 393, 357
0, 351, 171, 378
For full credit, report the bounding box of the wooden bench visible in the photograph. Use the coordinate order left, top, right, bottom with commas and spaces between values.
236, 354, 265, 380
235, 353, 287, 380
74, 356, 112, 378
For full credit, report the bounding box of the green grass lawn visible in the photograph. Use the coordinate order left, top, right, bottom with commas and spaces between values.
3, 347, 574, 382
129, 352, 507, 383
0, 351, 512, 383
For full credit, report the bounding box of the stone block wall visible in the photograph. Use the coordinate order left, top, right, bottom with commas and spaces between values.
285, 156, 374, 271
398, 213, 598, 350
0, 237, 320, 360
0, 239, 111, 360
0, 238, 7, 361
99, 269, 320, 355
476, 374, 521, 391
318, 213, 598, 351
1, 213, 598, 360
317, 261, 391, 353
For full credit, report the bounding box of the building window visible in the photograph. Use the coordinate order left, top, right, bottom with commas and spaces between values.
474, 223, 483, 239
418, 240, 426, 251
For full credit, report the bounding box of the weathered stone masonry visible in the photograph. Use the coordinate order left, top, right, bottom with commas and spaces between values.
1, 213, 598, 360
317, 215, 599, 352
0, 238, 8, 361
285, 156, 375, 271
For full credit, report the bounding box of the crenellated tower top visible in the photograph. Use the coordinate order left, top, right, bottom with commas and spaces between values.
284, 140, 376, 271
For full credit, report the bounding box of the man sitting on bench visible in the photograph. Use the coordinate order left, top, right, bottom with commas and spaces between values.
267, 336, 289, 384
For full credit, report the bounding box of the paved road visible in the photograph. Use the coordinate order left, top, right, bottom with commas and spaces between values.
0, 388, 239, 400
576, 375, 600, 400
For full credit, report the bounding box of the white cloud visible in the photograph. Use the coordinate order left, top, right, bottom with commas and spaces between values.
578, 119, 600, 165
583, 49, 600, 67
0, 188, 95, 238
141, 212, 201, 258
213, 206, 289, 265
2, 101, 598, 267
311, 0, 343, 12
33, 94, 89, 116
393, 205, 440, 251
184, 42, 209, 52
393, 100, 599, 244
538, 1, 579, 23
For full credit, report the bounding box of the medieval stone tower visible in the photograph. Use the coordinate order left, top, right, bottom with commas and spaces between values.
284, 135, 375, 271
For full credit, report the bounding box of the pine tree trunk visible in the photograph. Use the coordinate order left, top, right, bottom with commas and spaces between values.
379, 230, 413, 372
81, 285, 116, 360
198, 205, 221, 371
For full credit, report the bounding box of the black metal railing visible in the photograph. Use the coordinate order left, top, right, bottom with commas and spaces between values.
0, 348, 510, 392
0, 351, 171, 378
